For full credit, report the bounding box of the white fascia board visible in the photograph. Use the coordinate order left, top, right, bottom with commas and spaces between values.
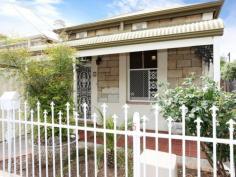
76, 37, 214, 57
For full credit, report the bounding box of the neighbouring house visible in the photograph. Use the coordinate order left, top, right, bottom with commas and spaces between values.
51, 0, 224, 131
0, 34, 57, 96
0, 34, 55, 50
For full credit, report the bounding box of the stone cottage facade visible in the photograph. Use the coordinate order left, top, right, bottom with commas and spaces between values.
50, 1, 224, 130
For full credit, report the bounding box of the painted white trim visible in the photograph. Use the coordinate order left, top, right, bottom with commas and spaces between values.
119, 54, 127, 103
157, 50, 168, 85
213, 37, 221, 88
73, 57, 78, 111
130, 68, 157, 71
77, 37, 214, 57
127, 54, 131, 102
91, 57, 98, 114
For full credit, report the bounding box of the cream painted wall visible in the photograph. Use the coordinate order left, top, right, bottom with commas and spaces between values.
158, 50, 168, 84
92, 51, 168, 131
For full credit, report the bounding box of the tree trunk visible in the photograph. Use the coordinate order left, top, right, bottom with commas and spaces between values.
107, 149, 114, 168
200, 143, 229, 177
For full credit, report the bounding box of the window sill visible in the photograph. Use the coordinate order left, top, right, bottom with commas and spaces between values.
127, 101, 154, 105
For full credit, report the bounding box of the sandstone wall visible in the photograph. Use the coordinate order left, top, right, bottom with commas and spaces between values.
167, 47, 202, 88
147, 14, 202, 28
97, 54, 119, 103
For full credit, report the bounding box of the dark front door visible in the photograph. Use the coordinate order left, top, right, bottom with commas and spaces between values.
77, 64, 91, 118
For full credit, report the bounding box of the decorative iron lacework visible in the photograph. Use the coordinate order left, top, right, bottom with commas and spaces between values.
195, 45, 213, 69
149, 70, 158, 100
77, 64, 91, 118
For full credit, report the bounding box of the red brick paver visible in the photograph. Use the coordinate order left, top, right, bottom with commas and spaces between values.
79, 130, 205, 158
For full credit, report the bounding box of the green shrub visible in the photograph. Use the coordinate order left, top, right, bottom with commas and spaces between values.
0, 45, 76, 141
156, 76, 236, 176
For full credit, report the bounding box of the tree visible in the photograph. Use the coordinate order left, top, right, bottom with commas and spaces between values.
0, 34, 7, 40
0, 45, 76, 141
156, 77, 236, 176
0, 48, 29, 68
220, 56, 226, 68
222, 61, 236, 81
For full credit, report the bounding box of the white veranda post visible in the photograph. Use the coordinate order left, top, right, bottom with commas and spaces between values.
213, 37, 221, 88
133, 112, 141, 177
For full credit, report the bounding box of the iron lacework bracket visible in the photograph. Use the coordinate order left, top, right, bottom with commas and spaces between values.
194, 45, 213, 70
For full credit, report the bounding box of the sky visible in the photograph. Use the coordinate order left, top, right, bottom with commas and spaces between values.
0, 0, 235, 60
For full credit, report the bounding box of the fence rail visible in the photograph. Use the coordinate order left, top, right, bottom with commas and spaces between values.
0, 102, 235, 177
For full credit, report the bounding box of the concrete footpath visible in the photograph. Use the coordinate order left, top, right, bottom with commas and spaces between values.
0, 136, 32, 161
0, 170, 21, 177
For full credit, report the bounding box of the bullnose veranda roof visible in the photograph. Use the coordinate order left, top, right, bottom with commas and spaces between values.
30, 18, 224, 52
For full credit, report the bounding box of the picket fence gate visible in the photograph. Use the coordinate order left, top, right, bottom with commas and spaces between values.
0, 101, 235, 177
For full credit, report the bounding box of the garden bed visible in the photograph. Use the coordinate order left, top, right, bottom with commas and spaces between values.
0, 148, 214, 177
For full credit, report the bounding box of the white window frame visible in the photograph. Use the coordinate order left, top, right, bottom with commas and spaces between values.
127, 51, 158, 103
76, 31, 88, 39
132, 22, 147, 31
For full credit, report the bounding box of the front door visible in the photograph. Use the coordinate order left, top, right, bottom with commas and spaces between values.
77, 64, 91, 118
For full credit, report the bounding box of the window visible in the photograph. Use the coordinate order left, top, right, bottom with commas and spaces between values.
132, 22, 147, 31
69, 33, 76, 40
129, 50, 158, 101
76, 31, 87, 39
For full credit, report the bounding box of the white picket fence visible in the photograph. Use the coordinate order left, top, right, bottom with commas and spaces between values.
0, 102, 235, 177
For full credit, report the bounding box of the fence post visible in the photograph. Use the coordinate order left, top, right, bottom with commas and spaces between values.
133, 112, 141, 177
227, 119, 235, 177
180, 104, 188, 177
123, 104, 129, 177
210, 105, 218, 177
195, 117, 203, 177
167, 116, 173, 177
